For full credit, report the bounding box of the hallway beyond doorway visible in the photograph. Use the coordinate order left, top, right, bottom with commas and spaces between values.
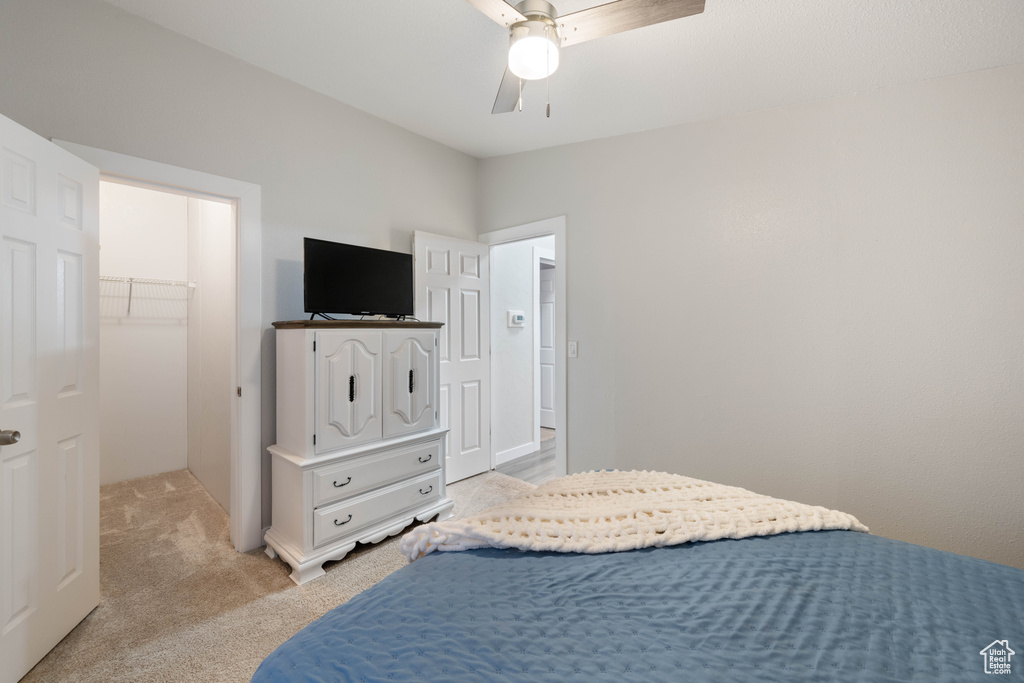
496, 432, 558, 486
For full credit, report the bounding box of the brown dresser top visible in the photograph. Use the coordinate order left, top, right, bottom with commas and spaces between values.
272, 319, 443, 330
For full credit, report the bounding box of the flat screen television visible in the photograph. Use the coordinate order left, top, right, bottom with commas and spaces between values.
303, 238, 414, 317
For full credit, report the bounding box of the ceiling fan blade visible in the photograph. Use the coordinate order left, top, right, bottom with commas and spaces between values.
557, 0, 705, 47
463, 0, 527, 27
492, 66, 522, 114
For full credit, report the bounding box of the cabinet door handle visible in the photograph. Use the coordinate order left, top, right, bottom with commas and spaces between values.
418, 453, 432, 464
349, 375, 355, 402
333, 477, 352, 488
419, 485, 433, 495
334, 514, 353, 526
408, 369, 414, 394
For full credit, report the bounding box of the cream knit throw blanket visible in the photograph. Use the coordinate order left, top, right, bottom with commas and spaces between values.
400, 470, 868, 561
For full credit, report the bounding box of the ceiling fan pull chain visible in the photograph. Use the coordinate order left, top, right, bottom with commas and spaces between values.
518, 76, 523, 112
545, 25, 551, 118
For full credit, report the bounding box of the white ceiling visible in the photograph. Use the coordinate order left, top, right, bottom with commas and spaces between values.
101, 0, 1024, 158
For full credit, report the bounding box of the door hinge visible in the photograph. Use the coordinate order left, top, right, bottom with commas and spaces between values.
313, 434, 317, 446
237, 386, 242, 398
313, 340, 316, 352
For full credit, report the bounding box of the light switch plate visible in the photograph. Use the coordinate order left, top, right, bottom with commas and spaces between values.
568, 341, 578, 358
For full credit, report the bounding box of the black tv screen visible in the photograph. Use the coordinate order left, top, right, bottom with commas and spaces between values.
303, 238, 414, 317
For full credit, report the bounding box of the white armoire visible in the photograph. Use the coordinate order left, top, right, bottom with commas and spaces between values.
265, 320, 452, 584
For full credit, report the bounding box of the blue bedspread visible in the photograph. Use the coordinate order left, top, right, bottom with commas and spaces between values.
253, 530, 1024, 682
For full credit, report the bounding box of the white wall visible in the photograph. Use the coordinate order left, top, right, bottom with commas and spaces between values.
99, 182, 189, 484
0, 0, 479, 526
479, 64, 1024, 569
490, 235, 555, 461
187, 198, 234, 512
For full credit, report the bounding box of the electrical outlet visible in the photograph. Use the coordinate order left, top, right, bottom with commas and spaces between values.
568, 341, 578, 358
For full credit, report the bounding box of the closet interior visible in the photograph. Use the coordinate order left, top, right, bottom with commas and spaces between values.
98, 181, 234, 511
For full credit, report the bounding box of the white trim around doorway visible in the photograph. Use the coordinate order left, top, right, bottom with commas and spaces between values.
479, 216, 567, 479
53, 140, 264, 553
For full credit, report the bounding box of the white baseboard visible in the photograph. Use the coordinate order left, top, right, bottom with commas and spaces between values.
494, 440, 540, 466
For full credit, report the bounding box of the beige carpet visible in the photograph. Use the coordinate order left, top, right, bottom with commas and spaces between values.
23, 469, 536, 683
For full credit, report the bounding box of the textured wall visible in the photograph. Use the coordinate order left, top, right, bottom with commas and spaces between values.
0, 0, 479, 526
479, 64, 1024, 568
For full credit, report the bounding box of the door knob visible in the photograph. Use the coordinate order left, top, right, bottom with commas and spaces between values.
0, 430, 20, 446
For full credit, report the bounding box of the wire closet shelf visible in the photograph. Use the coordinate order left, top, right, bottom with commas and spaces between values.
99, 275, 196, 317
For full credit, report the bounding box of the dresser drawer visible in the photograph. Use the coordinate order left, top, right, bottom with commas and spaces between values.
313, 472, 442, 548
312, 439, 441, 508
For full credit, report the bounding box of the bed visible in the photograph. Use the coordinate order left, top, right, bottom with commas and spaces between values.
253, 472, 1024, 682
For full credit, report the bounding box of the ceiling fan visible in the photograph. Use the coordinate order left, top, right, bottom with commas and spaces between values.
464, 0, 706, 114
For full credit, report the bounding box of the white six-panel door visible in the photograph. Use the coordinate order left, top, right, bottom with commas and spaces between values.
0, 113, 100, 683
413, 232, 490, 482
539, 262, 556, 429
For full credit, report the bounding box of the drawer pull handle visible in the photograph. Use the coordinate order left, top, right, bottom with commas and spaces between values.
419, 485, 433, 495
348, 375, 355, 402
418, 453, 432, 464
334, 515, 353, 526
333, 477, 352, 488
409, 369, 414, 394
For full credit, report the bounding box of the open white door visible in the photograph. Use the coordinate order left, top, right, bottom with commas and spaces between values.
413, 232, 491, 482
0, 114, 100, 682
538, 256, 556, 429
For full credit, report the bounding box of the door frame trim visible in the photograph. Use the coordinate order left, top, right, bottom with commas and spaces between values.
479, 216, 567, 478
53, 140, 263, 552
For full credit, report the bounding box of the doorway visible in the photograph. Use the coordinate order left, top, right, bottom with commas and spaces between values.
98, 181, 234, 510
481, 216, 567, 485
413, 217, 567, 486
55, 139, 264, 552
489, 235, 557, 485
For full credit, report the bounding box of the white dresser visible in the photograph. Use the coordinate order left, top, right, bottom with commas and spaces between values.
265, 320, 453, 584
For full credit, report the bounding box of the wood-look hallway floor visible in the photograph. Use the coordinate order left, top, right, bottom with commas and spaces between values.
496, 430, 558, 486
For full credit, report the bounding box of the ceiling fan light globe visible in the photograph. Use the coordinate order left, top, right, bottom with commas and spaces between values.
508, 24, 559, 80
